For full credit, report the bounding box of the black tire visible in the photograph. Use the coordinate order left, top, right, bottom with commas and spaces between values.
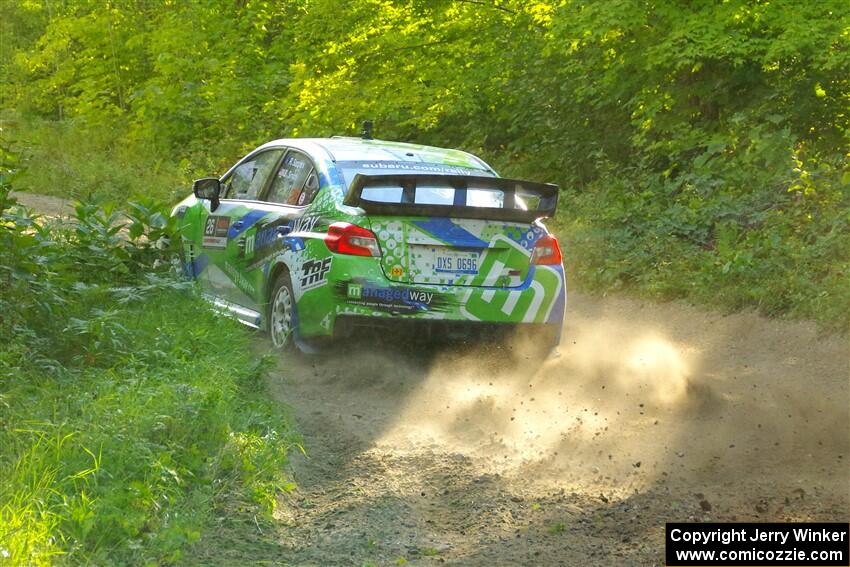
268, 271, 296, 350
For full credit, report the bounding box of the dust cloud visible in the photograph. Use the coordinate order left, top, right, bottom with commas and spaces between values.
350, 294, 850, 502
264, 293, 848, 565
372, 318, 704, 495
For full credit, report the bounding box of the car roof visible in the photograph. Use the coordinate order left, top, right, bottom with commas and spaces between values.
258, 137, 495, 173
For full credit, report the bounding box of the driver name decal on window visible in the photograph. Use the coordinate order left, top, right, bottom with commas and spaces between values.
202, 215, 230, 249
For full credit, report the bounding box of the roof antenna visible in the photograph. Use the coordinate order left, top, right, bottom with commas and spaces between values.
360, 120, 373, 140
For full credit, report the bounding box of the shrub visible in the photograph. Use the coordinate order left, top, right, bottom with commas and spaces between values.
0, 187, 297, 565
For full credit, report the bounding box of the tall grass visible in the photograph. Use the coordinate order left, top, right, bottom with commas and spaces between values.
3, 116, 191, 203
0, 187, 297, 565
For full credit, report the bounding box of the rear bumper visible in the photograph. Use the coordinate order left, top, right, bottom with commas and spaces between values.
333, 314, 561, 349
294, 254, 567, 339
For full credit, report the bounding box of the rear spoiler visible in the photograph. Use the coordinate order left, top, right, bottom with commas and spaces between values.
344, 174, 559, 223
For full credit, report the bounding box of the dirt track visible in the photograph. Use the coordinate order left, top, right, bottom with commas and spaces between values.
10, 191, 74, 217
13, 191, 849, 565
231, 293, 847, 565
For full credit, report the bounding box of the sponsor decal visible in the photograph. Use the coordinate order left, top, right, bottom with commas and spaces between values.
340, 281, 449, 313
288, 214, 320, 234
202, 215, 230, 248
222, 260, 256, 296
244, 216, 322, 269
339, 160, 482, 176
256, 215, 319, 250
242, 230, 256, 259
390, 265, 404, 278
255, 225, 279, 250
347, 283, 363, 299
300, 257, 332, 291
362, 287, 434, 305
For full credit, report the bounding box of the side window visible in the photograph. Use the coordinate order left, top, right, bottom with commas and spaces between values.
266, 151, 321, 206
223, 149, 284, 200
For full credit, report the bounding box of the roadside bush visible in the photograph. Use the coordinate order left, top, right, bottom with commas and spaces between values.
0, 186, 297, 565
550, 157, 850, 330
3, 116, 190, 203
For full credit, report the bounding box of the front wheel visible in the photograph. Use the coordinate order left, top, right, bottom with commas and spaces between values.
268, 272, 296, 350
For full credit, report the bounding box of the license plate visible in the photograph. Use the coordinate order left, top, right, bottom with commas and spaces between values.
433, 248, 479, 275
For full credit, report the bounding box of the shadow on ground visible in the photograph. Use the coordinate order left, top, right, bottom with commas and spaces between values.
189, 293, 849, 566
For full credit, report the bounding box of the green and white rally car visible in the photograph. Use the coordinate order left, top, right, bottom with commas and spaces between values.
172, 137, 566, 353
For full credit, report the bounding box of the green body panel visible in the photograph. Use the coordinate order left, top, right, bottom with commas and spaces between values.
173, 138, 566, 344
369, 217, 536, 287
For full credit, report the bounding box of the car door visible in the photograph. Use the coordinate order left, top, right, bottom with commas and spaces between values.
237, 149, 325, 301
200, 148, 284, 309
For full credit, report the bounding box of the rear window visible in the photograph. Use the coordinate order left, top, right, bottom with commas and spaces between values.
345, 173, 558, 221
359, 181, 540, 211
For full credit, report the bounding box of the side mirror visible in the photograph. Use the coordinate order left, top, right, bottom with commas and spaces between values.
193, 178, 221, 211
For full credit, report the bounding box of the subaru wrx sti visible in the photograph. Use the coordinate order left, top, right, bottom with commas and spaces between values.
173, 137, 566, 354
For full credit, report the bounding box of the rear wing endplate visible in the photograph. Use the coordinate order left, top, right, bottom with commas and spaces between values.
343, 174, 559, 223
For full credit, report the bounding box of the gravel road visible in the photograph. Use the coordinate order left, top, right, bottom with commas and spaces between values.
14, 191, 848, 565
239, 293, 846, 565
10, 191, 74, 217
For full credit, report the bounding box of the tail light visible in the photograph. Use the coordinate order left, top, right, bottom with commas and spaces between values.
531, 234, 562, 265
325, 222, 382, 257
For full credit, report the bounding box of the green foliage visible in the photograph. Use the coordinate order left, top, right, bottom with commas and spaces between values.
2, 117, 190, 203
552, 161, 850, 329
0, 188, 297, 565
1, 0, 848, 329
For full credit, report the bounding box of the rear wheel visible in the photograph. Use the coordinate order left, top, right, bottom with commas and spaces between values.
268, 272, 295, 350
